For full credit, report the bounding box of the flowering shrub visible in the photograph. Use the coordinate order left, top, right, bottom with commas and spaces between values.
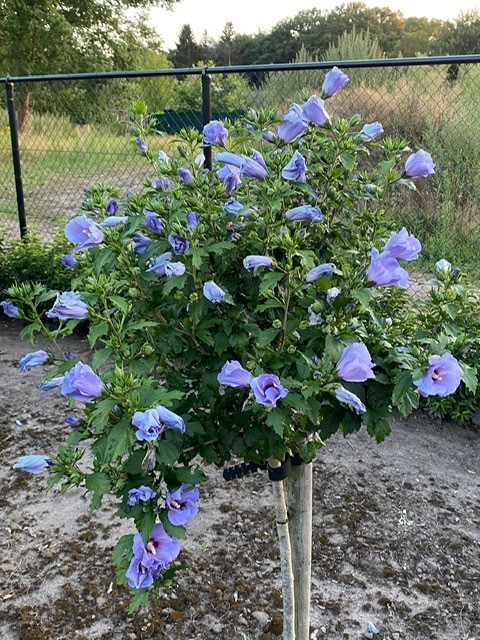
3, 67, 476, 614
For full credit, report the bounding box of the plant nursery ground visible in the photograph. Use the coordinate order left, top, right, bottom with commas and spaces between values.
0, 320, 478, 640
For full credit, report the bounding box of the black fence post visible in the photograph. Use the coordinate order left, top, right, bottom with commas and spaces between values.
6, 81, 27, 238
202, 68, 212, 171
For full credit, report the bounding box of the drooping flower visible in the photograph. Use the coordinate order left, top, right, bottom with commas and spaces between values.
1, 301, 19, 318
217, 361, 253, 387
147, 252, 172, 276
144, 210, 164, 235
405, 149, 435, 178
336, 343, 376, 382
285, 204, 323, 222
240, 152, 268, 180
203, 120, 229, 145
326, 287, 341, 302
153, 176, 171, 191
100, 215, 128, 228
13, 454, 52, 474
166, 484, 200, 525
61, 362, 103, 403
39, 376, 65, 392
127, 486, 157, 506
435, 259, 451, 272
65, 415, 79, 426
178, 168, 194, 185
367, 249, 409, 288
305, 263, 336, 282
359, 121, 384, 141
203, 281, 225, 304
65, 215, 104, 252
20, 350, 49, 372
157, 150, 169, 164
136, 137, 148, 154
106, 199, 119, 215
46, 292, 88, 320
217, 165, 241, 195
194, 152, 205, 167
243, 255, 273, 270
322, 66, 349, 97
278, 104, 308, 143
413, 353, 461, 398
301, 95, 330, 126
334, 387, 366, 414
383, 227, 421, 260
215, 151, 243, 168
250, 374, 288, 407
282, 151, 307, 182
168, 232, 190, 255
186, 211, 200, 228
126, 524, 180, 589
61, 254, 77, 268
132, 232, 153, 255
132, 405, 186, 441
262, 130, 275, 143
164, 262, 186, 277
223, 197, 251, 216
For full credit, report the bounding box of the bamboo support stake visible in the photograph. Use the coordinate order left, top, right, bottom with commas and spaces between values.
287, 461, 313, 640
269, 457, 296, 640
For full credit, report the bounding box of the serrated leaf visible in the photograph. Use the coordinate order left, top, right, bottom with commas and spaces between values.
92, 347, 113, 370
162, 274, 187, 295
110, 295, 129, 315
265, 409, 286, 437
136, 509, 156, 544
85, 472, 110, 494
352, 288, 376, 308
339, 153, 356, 171
459, 361, 477, 394
128, 589, 151, 614
159, 510, 187, 539
259, 271, 284, 296
175, 465, 208, 485
88, 320, 109, 348
257, 327, 279, 348
392, 370, 419, 417
156, 441, 179, 466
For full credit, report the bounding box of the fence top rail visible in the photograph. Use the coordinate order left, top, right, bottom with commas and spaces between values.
1, 54, 479, 84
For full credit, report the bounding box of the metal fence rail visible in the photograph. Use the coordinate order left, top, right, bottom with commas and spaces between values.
1, 55, 479, 270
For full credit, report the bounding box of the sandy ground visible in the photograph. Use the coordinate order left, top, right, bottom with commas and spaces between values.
0, 320, 479, 640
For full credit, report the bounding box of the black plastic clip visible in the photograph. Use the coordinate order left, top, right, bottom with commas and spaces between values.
222, 460, 267, 482
267, 455, 292, 481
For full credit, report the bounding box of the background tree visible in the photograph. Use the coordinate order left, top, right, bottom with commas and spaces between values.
214, 21, 241, 66
434, 9, 480, 55
168, 24, 202, 68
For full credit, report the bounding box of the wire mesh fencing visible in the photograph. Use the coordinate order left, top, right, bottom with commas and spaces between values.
1, 57, 479, 275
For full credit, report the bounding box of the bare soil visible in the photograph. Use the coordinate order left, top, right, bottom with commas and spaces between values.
0, 320, 479, 640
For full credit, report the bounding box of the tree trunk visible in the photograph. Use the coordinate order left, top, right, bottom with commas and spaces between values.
270, 458, 296, 640
287, 462, 313, 640
18, 90, 32, 133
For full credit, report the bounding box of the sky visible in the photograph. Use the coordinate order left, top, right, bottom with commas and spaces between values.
150, 0, 479, 49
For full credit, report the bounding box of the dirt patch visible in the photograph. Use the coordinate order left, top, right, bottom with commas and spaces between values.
0, 320, 479, 639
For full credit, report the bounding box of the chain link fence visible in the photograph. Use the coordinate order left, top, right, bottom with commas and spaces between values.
1, 56, 479, 272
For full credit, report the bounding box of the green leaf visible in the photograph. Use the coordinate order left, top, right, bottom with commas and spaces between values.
265, 409, 286, 437
339, 153, 356, 171
92, 347, 113, 370
175, 466, 208, 485
257, 327, 280, 348
392, 370, 419, 417
36, 290, 58, 304
85, 472, 110, 495
110, 295, 129, 315
379, 160, 395, 176
162, 274, 187, 295
259, 272, 284, 296
112, 534, 134, 584
214, 331, 230, 355
256, 299, 284, 312
352, 288, 376, 308
128, 589, 151, 614
159, 510, 187, 539
187, 246, 208, 269
207, 241, 236, 254
136, 508, 156, 544
156, 440, 179, 466
88, 320, 109, 348
459, 362, 477, 394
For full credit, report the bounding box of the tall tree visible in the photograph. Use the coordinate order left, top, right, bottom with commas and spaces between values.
434, 9, 480, 55
168, 24, 201, 68
215, 21, 240, 66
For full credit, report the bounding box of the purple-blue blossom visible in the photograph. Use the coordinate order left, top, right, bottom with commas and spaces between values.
147, 252, 172, 276
157, 150, 169, 164
334, 387, 366, 414
322, 67, 349, 97
136, 137, 148, 154
383, 228, 421, 261
144, 210, 164, 235
132, 232, 153, 255
336, 343, 376, 382
326, 287, 341, 303
367, 249, 409, 288
305, 263, 336, 282
164, 262, 186, 277
435, 259, 451, 272
240, 152, 267, 180
153, 176, 171, 191
359, 121, 383, 141
100, 216, 128, 228
132, 405, 186, 442
282, 151, 307, 182
39, 376, 64, 392
178, 168, 194, 185
65, 215, 104, 252
126, 524, 180, 589
367, 622, 380, 635
301, 95, 330, 126
203, 281, 225, 304
46, 292, 88, 320
20, 350, 49, 372
13, 454, 52, 474
243, 255, 273, 270
203, 120, 229, 145
61, 254, 77, 268
250, 374, 288, 407
168, 232, 190, 255
413, 353, 461, 398
166, 484, 200, 526
61, 362, 103, 403
405, 149, 435, 178
127, 485, 157, 506
217, 165, 241, 195
223, 197, 250, 216
106, 199, 119, 215
65, 415, 79, 426
217, 361, 253, 387
278, 104, 308, 143
186, 211, 200, 228
1, 301, 19, 318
